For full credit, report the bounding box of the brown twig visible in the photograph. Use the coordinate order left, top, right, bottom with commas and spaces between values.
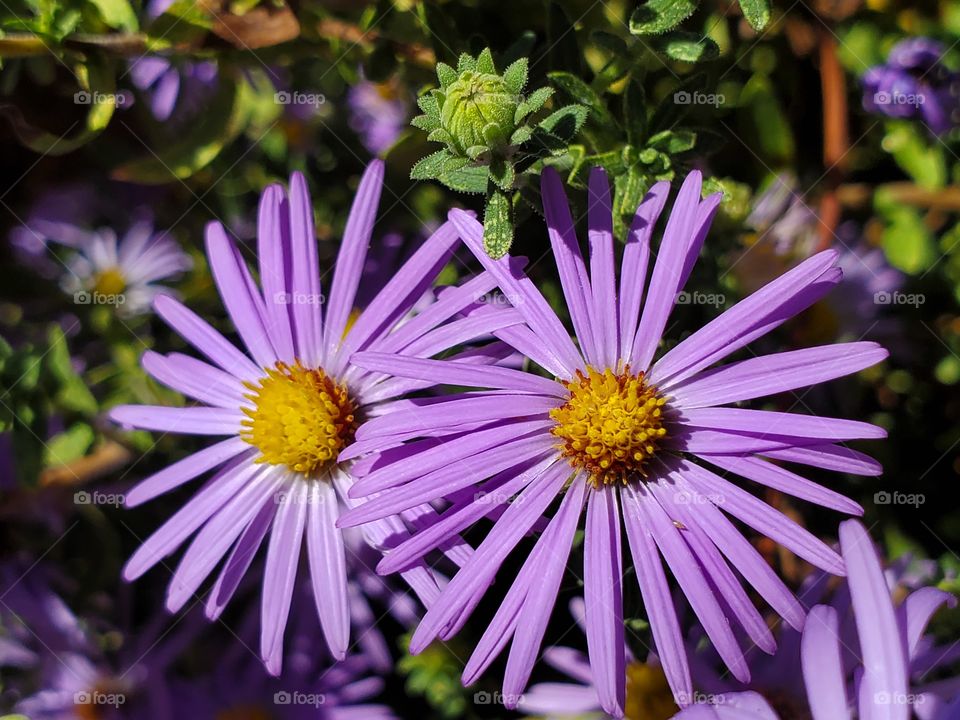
40, 440, 132, 487
817, 27, 849, 250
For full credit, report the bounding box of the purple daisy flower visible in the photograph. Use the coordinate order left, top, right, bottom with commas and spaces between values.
173, 582, 398, 720
108, 161, 516, 674
339, 167, 888, 716
674, 520, 959, 719
862, 38, 960, 136
127, 0, 218, 123
47, 215, 191, 316
517, 598, 681, 719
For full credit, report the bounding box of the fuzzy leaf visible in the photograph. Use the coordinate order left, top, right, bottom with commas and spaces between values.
456, 52, 476, 73
410, 149, 462, 180
439, 165, 490, 194
417, 92, 441, 118
630, 0, 699, 35
537, 104, 589, 142
466, 145, 487, 160
426, 127, 454, 145
411, 114, 438, 132
739, 0, 771, 32
502, 57, 528, 95
516, 86, 554, 123
654, 31, 720, 62
436, 62, 457, 88
484, 189, 513, 258
510, 125, 534, 145
548, 71, 615, 128
476, 47, 497, 74
648, 129, 697, 153
489, 158, 515, 191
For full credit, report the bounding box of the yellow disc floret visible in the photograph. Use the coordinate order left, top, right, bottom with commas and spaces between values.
241, 361, 355, 476
550, 366, 667, 487
625, 662, 679, 720
93, 267, 127, 296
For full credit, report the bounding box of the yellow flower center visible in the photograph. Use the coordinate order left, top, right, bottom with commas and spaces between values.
241, 361, 355, 476
92, 267, 126, 296
550, 367, 667, 487
625, 662, 679, 720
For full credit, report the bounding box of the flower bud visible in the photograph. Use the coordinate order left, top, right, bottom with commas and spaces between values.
439, 70, 518, 155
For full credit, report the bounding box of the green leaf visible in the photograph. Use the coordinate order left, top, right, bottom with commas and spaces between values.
648, 129, 697, 153
537, 104, 589, 142
146, 0, 212, 46
879, 204, 938, 274
515, 86, 553, 123
483, 189, 513, 259
43, 423, 95, 468
475, 47, 496, 74
502, 57, 528, 95
548, 71, 615, 128
654, 31, 720, 62
630, 0, 699, 35
738, 0, 771, 32
738, 73, 794, 163
112, 75, 253, 183
509, 125, 534, 145
438, 164, 489, 194
410, 149, 463, 180
489, 158, 515, 191
410, 114, 437, 132
882, 121, 946, 190
456, 52, 475, 73
88, 0, 138, 31
436, 62, 457, 89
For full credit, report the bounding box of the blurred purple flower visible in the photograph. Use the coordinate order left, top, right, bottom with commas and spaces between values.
862, 38, 960, 135
0, 563, 193, 720
674, 520, 960, 719
108, 161, 510, 674
348, 77, 409, 155
127, 0, 217, 122
745, 173, 818, 256
339, 167, 888, 717
518, 598, 680, 719
42, 215, 190, 315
